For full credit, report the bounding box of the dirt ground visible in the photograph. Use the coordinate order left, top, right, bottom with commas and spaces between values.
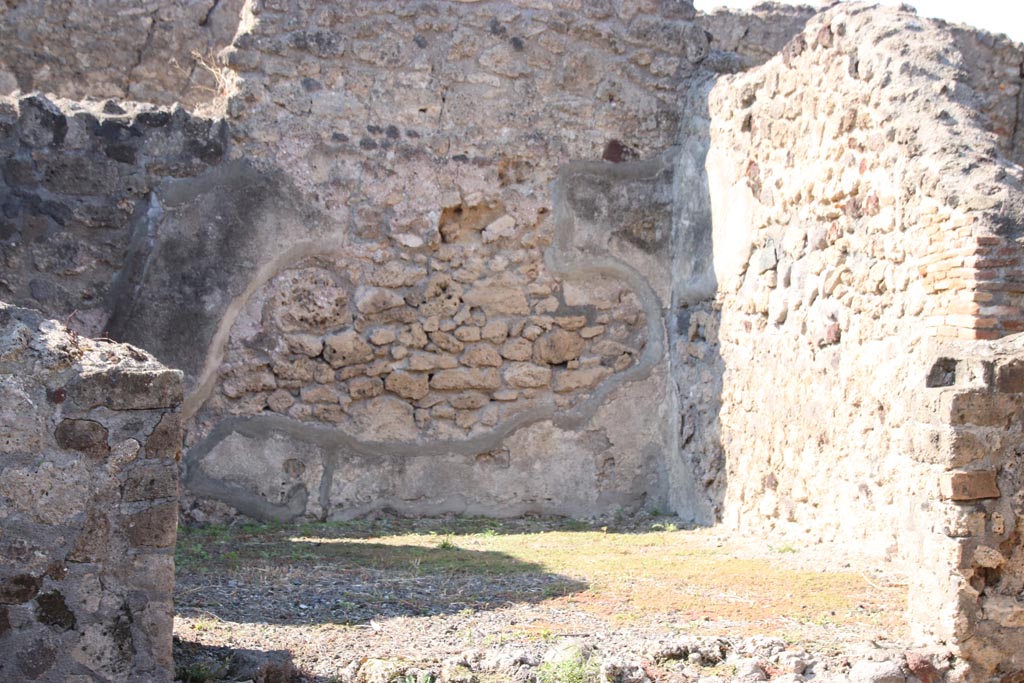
172, 514, 911, 683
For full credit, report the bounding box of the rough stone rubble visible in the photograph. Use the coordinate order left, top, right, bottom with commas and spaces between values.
0, 304, 183, 682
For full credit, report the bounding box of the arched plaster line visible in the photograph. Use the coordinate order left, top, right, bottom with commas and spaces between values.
182, 238, 348, 420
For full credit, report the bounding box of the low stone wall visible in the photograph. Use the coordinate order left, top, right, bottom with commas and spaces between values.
0, 304, 183, 683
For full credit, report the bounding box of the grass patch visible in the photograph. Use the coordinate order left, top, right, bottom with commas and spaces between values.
175, 515, 904, 640
536, 657, 600, 683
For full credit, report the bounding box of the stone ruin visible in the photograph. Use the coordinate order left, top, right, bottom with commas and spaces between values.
0, 305, 183, 681
0, 0, 1023, 681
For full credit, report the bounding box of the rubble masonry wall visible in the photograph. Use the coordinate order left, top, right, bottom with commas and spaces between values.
0, 303, 183, 683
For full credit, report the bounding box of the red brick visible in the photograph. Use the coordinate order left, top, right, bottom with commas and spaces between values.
968, 258, 1018, 269
942, 303, 974, 317
959, 328, 1001, 340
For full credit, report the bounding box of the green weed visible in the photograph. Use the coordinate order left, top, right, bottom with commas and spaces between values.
536, 656, 600, 683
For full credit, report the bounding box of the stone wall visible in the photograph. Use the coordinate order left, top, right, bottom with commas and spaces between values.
688, 4, 1024, 679
0, 0, 243, 111
0, 1, 811, 527
949, 25, 1024, 168
690, 0, 1023, 550
697, 2, 815, 72
156, 0, 734, 523
0, 303, 183, 683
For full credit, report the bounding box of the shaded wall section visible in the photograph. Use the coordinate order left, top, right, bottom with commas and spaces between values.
0, 304, 183, 683
0, 94, 227, 336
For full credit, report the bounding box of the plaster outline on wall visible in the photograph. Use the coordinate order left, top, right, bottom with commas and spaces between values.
183, 156, 670, 521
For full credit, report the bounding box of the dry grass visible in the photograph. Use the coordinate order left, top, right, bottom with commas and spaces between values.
174, 515, 908, 678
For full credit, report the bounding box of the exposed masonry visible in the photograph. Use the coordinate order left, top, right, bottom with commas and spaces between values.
0, 304, 183, 683
186, 156, 673, 521
1, 0, 1024, 681
0, 0, 245, 110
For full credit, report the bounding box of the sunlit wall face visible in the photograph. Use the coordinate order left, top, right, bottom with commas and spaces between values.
692, 0, 1024, 44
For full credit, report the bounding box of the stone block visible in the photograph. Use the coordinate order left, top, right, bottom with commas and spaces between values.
17, 638, 57, 679
499, 337, 533, 361
385, 371, 430, 400
948, 391, 1023, 428
939, 471, 1000, 501
272, 357, 317, 383
301, 384, 344, 403
355, 286, 405, 314
123, 463, 179, 502
481, 321, 509, 343
0, 573, 42, 604
54, 419, 110, 459
0, 381, 45, 453
285, 333, 325, 357
504, 363, 552, 388
461, 344, 502, 367
367, 261, 427, 288
35, 590, 76, 631
982, 594, 1024, 628
267, 389, 296, 413
144, 412, 182, 460
996, 359, 1024, 393
429, 331, 464, 353
847, 660, 906, 683
123, 503, 178, 548
348, 376, 384, 399
323, 331, 375, 368
462, 275, 530, 315
533, 329, 585, 365
449, 392, 489, 410
68, 367, 184, 411
221, 364, 276, 398
454, 325, 482, 342
407, 351, 459, 371
0, 461, 92, 525
68, 508, 111, 563
429, 368, 501, 391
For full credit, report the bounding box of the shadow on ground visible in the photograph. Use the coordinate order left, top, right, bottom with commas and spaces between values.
174, 518, 592, 680
175, 518, 589, 627
174, 639, 308, 683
